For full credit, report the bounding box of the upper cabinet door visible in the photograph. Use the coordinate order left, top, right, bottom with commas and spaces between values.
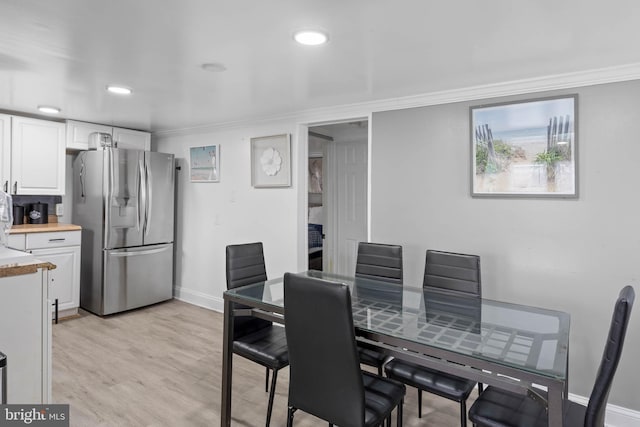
11, 117, 66, 195
113, 127, 151, 151
66, 120, 113, 150
0, 114, 11, 193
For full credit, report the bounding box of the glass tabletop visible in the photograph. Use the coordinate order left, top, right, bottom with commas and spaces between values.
224, 271, 570, 380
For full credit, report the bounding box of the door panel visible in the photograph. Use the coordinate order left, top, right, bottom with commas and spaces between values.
143, 152, 175, 245
11, 117, 65, 195
0, 114, 10, 193
103, 243, 173, 315
105, 149, 143, 249
30, 247, 80, 311
336, 140, 367, 276
113, 128, 151, 151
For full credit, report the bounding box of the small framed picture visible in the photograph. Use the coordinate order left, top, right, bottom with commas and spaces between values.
251, 134, 291, 188
471, 95, 577, 198
308, 156, 323, 194
190, 145, 220, 182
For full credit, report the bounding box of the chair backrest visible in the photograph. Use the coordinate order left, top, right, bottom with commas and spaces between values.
225, 242, 270, 338
284, 273, 365, 427
585, 286, 635, 427
226, 242, 267, 289
355, 242, 403, 284
423, 250, 481, 297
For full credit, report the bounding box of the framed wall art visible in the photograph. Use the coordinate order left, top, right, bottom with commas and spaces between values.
190, 144, 220, 182
308, 156, 323, 194
470, 95, 578, 198
251, 134, 291, 188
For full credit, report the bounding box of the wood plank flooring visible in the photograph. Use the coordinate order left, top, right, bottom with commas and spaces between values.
52, 299, 477, 426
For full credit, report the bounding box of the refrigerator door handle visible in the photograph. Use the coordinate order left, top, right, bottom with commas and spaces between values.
104, 149, 114, 227
109, 149, 115, 198
137, 157, 144, 232
109, 247, 169, 257
144, 158, 153, 237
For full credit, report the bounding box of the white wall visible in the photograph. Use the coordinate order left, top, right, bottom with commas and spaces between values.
152, 79, 640, 414
154, 121, 300, 310
370, 81, 640, 411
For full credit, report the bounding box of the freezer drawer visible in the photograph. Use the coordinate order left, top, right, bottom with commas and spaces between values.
102, 243, 173, 315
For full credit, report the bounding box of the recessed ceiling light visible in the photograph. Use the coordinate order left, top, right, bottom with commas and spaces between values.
106, 84, 132, 95
201, 62, 227, 72
37, 105, 61, 114
293, 30, 329, 46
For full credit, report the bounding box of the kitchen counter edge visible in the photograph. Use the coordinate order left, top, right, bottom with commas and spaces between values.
0, 261, 57, 278
8, 223, 82, 234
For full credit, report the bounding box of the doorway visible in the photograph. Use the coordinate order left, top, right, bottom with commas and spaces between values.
306, 120, 369, 275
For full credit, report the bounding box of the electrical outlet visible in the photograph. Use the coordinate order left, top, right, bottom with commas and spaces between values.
55, 203, 64, 216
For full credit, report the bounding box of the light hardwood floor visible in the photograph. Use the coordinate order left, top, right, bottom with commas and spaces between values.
52, 299, 478, 426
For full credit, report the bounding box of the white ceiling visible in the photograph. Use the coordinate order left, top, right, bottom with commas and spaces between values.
1, 0, 640, 133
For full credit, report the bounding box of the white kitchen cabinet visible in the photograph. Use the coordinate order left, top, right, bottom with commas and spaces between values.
65, 120, 112, 150
112, 127, 151, 150
0, 113, 10, 193
10, 116, 66, 195
26, 230, 81, 317
66, 120, 150, 151
0, 262, 52, 403
7, 233, 25, 251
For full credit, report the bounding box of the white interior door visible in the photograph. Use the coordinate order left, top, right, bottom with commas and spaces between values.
335, 139, 367, 276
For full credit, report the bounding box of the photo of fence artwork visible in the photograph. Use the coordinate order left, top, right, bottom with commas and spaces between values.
471, 95, 577, 197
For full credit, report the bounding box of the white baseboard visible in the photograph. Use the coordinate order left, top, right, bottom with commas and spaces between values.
569, 394, 640, 427
173, 285, 223, 312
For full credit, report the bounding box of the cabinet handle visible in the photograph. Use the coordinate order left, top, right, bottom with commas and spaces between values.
48, 238, 66, 242
3, 181, 6, 192
13, 181, 17, 194
79, 159, 85, 198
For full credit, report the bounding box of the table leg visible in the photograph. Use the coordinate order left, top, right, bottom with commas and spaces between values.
547, 382, 564, 427
221, 298, 234, 427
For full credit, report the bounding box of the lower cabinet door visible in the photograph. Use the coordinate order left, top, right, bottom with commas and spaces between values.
30, 246, 80, 312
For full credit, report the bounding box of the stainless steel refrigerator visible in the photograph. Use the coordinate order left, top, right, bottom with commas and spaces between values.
73, 148, 175, 315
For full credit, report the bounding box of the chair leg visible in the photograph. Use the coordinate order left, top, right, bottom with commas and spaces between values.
418, 389, 422, 418
286, 405, 295, 427
460, 399, 467, 427
265, 369, 278, 427
265, 367, 270, 392
397, 399, 403, 427
378, 365, 383, 376
477, 383, 484, 394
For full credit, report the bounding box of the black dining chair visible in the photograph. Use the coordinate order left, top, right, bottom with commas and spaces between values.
226, 242, 289, 427
469, 285, 635, 427
283, 272, 406, 427
355, 242, 403, 375
384, 249, 482, 427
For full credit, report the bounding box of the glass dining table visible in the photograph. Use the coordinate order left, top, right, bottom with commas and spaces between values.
221, 271, 570, 427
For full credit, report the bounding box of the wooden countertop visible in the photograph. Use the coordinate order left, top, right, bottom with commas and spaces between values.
9, 223, 82, 234
0, 261, 56, 278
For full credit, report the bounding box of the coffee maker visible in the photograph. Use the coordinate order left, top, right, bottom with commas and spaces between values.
0, 191, 13, 247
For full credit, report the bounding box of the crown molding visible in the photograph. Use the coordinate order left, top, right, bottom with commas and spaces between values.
154, 62, 640, 138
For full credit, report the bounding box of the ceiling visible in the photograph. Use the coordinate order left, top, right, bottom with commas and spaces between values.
1, 0, 640, 133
